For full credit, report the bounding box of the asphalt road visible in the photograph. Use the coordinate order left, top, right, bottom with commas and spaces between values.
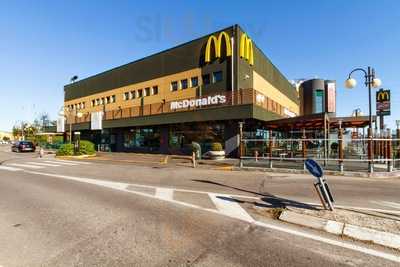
0, 145, 399, 266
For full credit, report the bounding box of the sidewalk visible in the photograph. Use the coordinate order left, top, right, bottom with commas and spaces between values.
82, 152, 400, 179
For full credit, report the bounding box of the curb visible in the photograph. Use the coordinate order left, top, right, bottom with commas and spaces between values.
279, 210, 400, 250
56, 154, 97, 159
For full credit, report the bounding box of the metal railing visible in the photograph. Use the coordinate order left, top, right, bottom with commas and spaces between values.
239, 136, 399, 173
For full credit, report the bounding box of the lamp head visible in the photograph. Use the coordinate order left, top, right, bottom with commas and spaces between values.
76, 112, 83, 118
345, 78, 357, 88
372, 78, 382, 88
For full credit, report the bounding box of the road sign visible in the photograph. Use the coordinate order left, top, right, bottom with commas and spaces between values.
305, 159, 323, 178
376, 89, 390, 116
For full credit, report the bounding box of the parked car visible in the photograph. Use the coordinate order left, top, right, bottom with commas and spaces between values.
12, 141, 36, 152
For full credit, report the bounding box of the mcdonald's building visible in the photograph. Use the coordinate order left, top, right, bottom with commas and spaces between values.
63, 25, 299, 156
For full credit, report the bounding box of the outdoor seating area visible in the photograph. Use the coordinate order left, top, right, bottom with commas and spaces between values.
239, 113, 400, 173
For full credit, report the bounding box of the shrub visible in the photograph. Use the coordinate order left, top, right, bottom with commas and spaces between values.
56, 143, 74, 156
56, 140, 96, 156
76, 140, 96, 155
211, 142, 223, 151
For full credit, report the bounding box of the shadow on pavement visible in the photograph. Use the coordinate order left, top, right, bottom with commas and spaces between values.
193, 179, 318, 210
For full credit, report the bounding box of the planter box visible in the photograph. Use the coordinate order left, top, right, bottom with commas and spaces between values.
203, 150, 225, 160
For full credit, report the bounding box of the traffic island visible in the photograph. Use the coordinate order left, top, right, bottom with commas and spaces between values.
278, 208, 400, 250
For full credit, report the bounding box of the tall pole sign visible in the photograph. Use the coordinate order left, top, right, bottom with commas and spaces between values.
376, 89, 391, 130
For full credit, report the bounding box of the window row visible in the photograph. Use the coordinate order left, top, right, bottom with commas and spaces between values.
67, 102, 85, 111
123, 86, 158, 101
69, 71, 223, 109
170, 71, 223, 92
91, 95, 116, 107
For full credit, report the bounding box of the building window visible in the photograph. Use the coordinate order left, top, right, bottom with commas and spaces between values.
82, 102, 85, 109
171, 81, 178, 91
212, 71, 223, 83
202, 74, 210, 85
106, 96, 110, 104
124, 92, 129, 100
152, 86, 158, 95
96, 99, 100, 105
191, 76, 198, 87
145, 87, 150, 96
181, 79, 188, 89
111, 95, 116, 103
91, 100, 95, 107
131, 91, 136, 99
138, 89, 143, 98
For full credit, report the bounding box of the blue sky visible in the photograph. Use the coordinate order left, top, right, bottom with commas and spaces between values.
0, 0, 399, 131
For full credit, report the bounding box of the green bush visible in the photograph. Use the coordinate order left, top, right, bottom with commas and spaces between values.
77, 140, 96, 155
56, 140, 96, 156
56, 143, 74, 156
211, 142, 223, 151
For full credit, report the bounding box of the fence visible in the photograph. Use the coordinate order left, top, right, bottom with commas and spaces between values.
240, 136, 400, 173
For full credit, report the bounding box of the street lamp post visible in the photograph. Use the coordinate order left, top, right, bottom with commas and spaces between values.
345, 67, 382, 173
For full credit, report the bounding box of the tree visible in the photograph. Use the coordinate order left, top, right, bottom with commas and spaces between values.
2, 136, 10, 141
12, 121, 38, 140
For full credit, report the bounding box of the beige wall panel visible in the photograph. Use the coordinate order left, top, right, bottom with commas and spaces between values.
253, 71, 299, 115
64, 68, 203, 114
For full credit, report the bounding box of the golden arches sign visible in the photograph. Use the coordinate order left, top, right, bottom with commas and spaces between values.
377, 90, 389, 102
205, 31, 232, 63
240, 33, 254, 66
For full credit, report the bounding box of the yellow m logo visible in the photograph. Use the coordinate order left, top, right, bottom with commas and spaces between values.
205, 31, 232, 63
240, 33, 254, 66
377, 91, 389, 101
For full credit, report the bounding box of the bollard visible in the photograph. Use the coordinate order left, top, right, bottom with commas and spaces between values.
39, 147, 44, 158
192, 152, 196, 168
254, 150, 259, 162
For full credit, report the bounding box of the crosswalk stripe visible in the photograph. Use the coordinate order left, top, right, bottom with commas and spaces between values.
0, 165, 23, 171
7, 163, 44, 169
54, 159, 91, 165
155, 188, 174, 200
27, 162, 61, 167
44, 161, 78, 166
208, 193, 254, 222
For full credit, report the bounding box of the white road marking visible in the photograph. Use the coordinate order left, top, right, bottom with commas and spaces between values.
209, 193, 254, 222
27, 162, 61, 167
22, 170, 400, 264
55, 159, 91, 165
7, 163, 43, 169
44, 160, 79, 166
0, 165, 23, 172
71, 181, 400, 216
155, 188, 174, 200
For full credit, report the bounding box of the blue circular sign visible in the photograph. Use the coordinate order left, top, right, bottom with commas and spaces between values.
304, 159, 323, 178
